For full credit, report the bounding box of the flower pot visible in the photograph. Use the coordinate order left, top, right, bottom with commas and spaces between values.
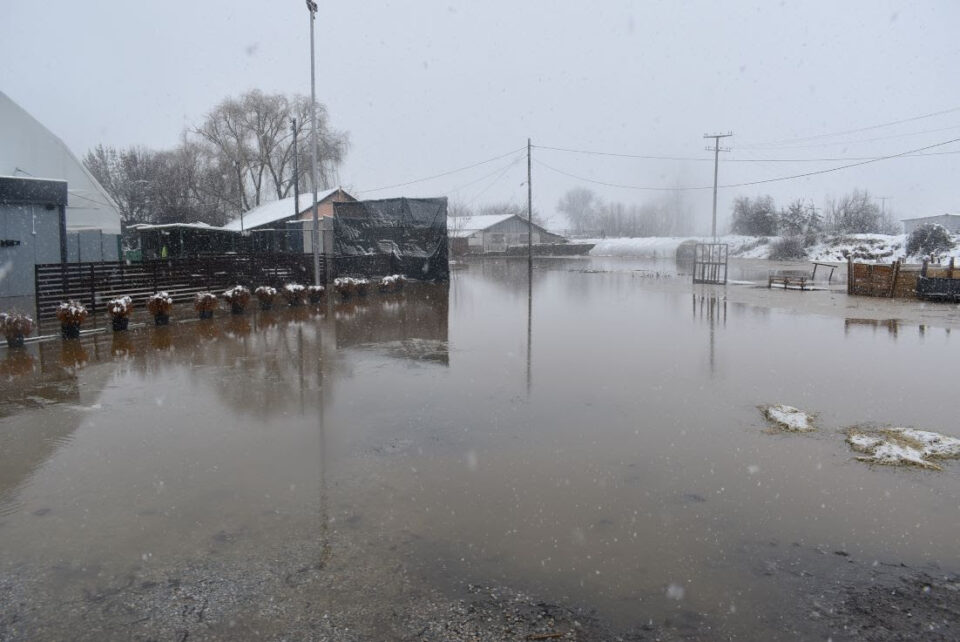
112, 317, 129, 332
61, 324, 81, 340
231, 303, 245, 315
154, 313, 170, 326
309, 293, 324, 304
198, 310, 214, 320
6, 334, 24, 348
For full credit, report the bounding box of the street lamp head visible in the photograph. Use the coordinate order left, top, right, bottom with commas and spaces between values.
305, 0, 317, 14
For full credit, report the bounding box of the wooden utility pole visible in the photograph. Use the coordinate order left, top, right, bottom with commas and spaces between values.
527, 138, 533, 270
704, 132, 732, 240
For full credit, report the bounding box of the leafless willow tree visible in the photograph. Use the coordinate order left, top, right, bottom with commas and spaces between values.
84, 90, 348, 226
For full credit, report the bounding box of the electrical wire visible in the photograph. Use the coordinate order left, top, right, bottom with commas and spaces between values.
356, 147, 525, 194
534, 136, 960, 192
535, 143, 960, 163
737, 105, 960, 148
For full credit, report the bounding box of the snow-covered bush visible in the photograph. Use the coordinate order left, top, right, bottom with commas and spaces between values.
223, 285, 251, 307
283, 283, 306, 305
906, 224, 955, 260
254, 286, 277, 302
334, 277, 370, 298
379, 274, 406, 292
107, 295, 133, 318
146, 292, 174, 316
56, 300, 88, 325
1, 312, 33, 342
193, 292, 219, 312
307, 285, 325, 303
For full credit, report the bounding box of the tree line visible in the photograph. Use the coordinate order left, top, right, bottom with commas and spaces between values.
84, 90, 349, 227
730, 189, 898, 238
555, 187, 695, 237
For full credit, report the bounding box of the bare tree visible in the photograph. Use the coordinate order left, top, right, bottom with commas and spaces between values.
192, 89, 349, 217
827, 189, 897, 234
557, 188, 601, 234
84, 90, 349, 226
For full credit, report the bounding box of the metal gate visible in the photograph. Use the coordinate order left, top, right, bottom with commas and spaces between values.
692, 243, 728, 285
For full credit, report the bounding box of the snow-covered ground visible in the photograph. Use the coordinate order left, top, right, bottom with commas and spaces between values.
585, 233, 960, 263
585, 235, 771, 259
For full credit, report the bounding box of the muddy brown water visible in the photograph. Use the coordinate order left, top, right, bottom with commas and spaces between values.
1, 258, 959, 639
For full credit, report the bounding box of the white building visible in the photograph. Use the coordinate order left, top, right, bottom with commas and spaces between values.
448, 214, 563, 254
901, 214, 960, 235
0, 91, 121, 260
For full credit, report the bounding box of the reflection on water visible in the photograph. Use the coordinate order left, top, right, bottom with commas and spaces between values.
1, 261, 958, 637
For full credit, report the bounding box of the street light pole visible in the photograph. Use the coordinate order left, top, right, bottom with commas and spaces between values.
306, 0, 321, 286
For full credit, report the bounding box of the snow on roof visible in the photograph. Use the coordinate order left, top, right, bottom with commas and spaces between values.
447, 214, 516, 238
130, 222, 235, 232
223, 189, 342, 231
900, 214, 960, 222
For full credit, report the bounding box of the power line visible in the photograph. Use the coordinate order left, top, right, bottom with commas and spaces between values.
357, 147, 525, 194
534, 145, 713, 162
536, 143, 960, 163
739, 123, 960, 150
534, 136, 960, 192
446, 153, 525, 197
462, 155, 526, 205
737, 105, 960, 148
723, 136, 960, 189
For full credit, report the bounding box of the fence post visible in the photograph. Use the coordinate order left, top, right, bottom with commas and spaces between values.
846, 256, 853, 294
889, 260, 900, 298
89, 263, 96, 315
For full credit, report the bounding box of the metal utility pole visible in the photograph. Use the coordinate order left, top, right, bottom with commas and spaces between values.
306, 0, 321, 286
704, 132, 732, 240
527, 138, 533, 270
235, 160, 246, 234
291, 118, 300, 220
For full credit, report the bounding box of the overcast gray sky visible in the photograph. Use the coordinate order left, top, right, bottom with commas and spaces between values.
2, 0, 959, 231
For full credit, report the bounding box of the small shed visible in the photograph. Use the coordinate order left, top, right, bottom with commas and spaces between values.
448, 214, 564, 254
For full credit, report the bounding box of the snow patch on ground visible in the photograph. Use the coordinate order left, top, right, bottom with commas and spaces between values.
585, 232, 960, 263
762, 404, 815, 432
587, 235, 771, 259
845, 427, 960, 470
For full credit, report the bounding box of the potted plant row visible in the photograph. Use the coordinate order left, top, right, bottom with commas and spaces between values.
255, 286, 277, 310
223, 285, 251, 315
147, 292, 173, 325
307, 285, 325, 304
283, 283, 306, 306
107, 296, 133, 331
378, 274, 406, 293
334, 277, 370, 300
1, 312, 34, 348
56, 300, 88, 339
194, 292, 218, 319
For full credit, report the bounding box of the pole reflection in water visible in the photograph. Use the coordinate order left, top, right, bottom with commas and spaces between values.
526, 261, 533, 395
693, 292, 726, 375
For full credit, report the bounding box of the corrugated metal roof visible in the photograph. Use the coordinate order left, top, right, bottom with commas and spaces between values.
223, 188, 342, 231
447, 214, 515, 238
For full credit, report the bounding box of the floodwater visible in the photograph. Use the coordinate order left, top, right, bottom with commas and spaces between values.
1, 258, 959, 639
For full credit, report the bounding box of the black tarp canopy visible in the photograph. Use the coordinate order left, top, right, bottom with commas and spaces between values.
333, 197, 448, 281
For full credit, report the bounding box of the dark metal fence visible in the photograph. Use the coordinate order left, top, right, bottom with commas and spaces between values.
34, 253, 321, 321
